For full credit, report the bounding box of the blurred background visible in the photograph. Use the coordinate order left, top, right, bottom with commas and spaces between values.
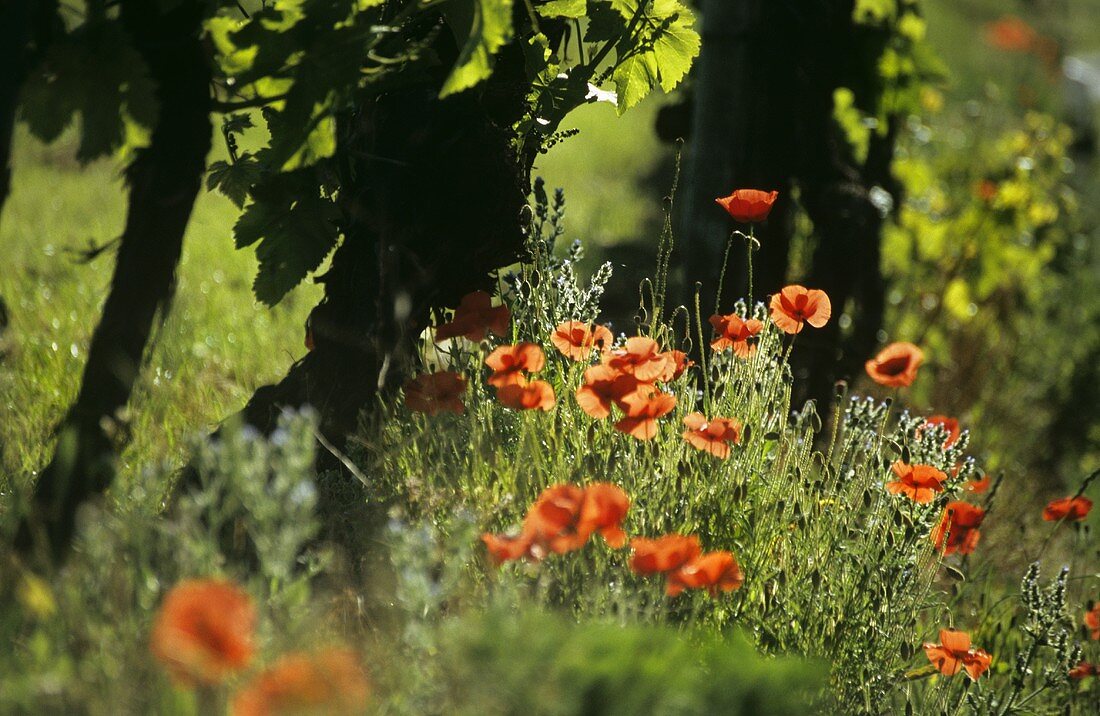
1, 0, 1098, 559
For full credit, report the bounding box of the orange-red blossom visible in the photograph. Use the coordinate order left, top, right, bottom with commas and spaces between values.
885, 461, 948, 504
482, 482, 630, 564
769, 285, 831, 335
150, 579, 256, 687
923, 630, 992, 680
231, 648, 370, 716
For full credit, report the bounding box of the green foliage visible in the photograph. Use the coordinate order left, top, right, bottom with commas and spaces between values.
18, 23, 158, 162
436, 610, 821, 715
441, 0, 516, 98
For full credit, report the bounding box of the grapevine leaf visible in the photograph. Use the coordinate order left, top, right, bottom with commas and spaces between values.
234, 171, 341, 305
608, 0, 699, 114
440, 0, 514, 98
538, 0, 587, 18
206, 154, 262, 208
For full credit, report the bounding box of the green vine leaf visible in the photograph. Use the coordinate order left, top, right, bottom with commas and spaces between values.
207, 154, 263, 208
538, 0, 587, 18
440, 0, 515, 98
234, 171, 341, 306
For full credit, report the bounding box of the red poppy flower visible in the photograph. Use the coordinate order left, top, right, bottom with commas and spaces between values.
965, 475, 991, 494
578, 483, 631, 548
923, 415, 961, 448
661, 350, 694, 381
1043, 496, 1093, 522
614, 386, 677, 440
603, 336, 674, 383
709, 313, 764, 357
682, 412, 742, 460
1070, 662, 1097, 680
497, 378, 556, 411
150, 579, 256, 686
768, 285, 832, 334
923, 630, 992, 680
575, 365, 641, 419
1085, 603, 1100, 640
667, 551, 744, 597
551, 321, 614, 362
931, 501, 985, 555
435, 291, 511, 342
715, 189, 779, 223
231, 648, 370, 716
524, 484, 589, 555
629, 534, 702, 575
865, 342, 924, 388
485, 342, 546, 387
886, 461, 948, 504
481, 531, 533, 565
984, 16, 1037, 52
404, 371, 466, 415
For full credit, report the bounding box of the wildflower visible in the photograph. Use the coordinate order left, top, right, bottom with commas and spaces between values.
603, 336, 674, 383
1043, 495, 1093, 522
629, 534, 701, 575
435, 290, 510, 342
865, 342, 924, 388
578, 483, 631, 548
768, 285, 832, 334
150, 579, 256, 686
923, 415, 961, 448
551, 321, 614, 361
497, 378, 556, 411
614, 386, 677, 440
662, 350, 694, 381
715, 189, 779, 223
404, 371, 466, 416
575, 365, 640, 419
485, 342, 546, 387
682, 412, 742, 459
231, 649, 370, 716
965, 474, 991, 494
709, 313, 764, 357
923, 630, 992, 680
481, 532, 533, 565
1070, 662, 1097, 680
886, 461, 948, 504
931, 501, 985, 555
525, 484, 590, 555
1085, 602, 1100, 640
667, 551, 744, 597
984, 15, 1037, 52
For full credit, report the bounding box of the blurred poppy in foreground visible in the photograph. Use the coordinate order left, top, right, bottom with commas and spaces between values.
551, 321, 613, 361
629, 534, 701, 575
485, 342, 546, 387
1042, 496, 1093, 522
497, 379, 556, 411
923, 630, 992, 680
231, 648, 370, 716
151, 579, 256, 686
709, 313, 763, 357
769, 285, 831, 334
435, 290, 510, 342
404, 371, 466, 415
578, 483, 631, 548
682, 412, 742, 459
931, 501, 985, 555
865, 342, 924, 388
886, 461, 947, 504
965, 474, 991, 494
715, 189, 778, 223
667, 551, 744, 597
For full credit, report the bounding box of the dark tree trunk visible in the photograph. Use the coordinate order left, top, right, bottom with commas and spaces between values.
681, 0, 893, 411
16, 0, 212, 562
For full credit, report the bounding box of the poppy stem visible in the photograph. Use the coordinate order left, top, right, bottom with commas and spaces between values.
746, 225, 756, 299
714, 229, 736, 315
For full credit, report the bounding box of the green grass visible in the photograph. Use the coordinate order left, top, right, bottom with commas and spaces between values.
0, 130, 317, 508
